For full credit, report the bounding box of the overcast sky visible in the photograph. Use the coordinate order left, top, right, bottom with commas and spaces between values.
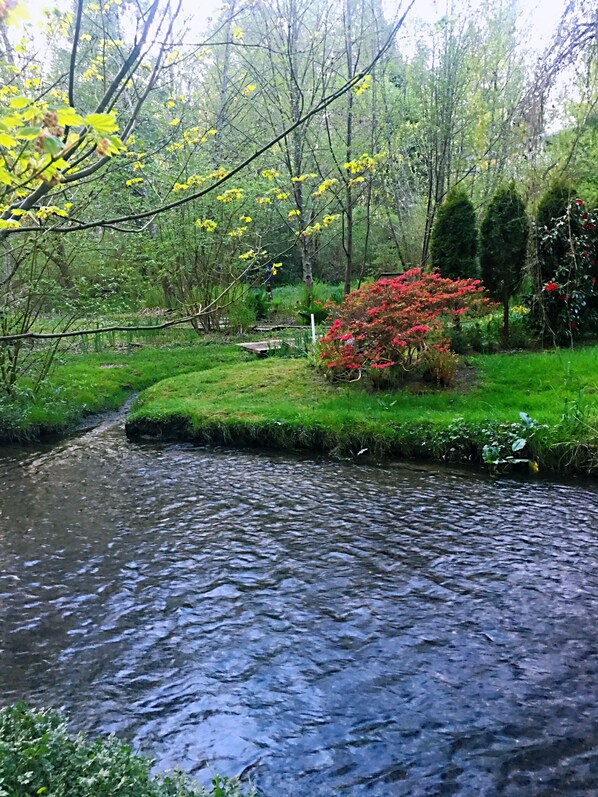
17, 0, 569, 60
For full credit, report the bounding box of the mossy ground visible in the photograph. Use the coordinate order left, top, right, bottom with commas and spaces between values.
126, 347, 598, 475
2, 339, 596, 473
0, 342, 244, 442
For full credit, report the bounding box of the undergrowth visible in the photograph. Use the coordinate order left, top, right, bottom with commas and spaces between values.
0, 703, 255, 797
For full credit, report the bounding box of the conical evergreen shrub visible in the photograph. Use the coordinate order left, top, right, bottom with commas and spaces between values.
431, 189, 478, 279
480, 184, 529, 343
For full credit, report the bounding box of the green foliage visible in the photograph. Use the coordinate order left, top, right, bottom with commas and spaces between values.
535, 179, 577, 284
430, 189, 478, 279
534, 198, 598, 342
297, 300, 329, 325
480, 184, 529, 341
271, 330, 313, 359
536, 178, 577, 231
126, 347, 598, 475
421, 347, 458, 387
449, 306, 535, 353
226, 296, 257, 333
249, 289, 270, 320
480, 185, 529, 299
481, 411, 547, 471
0, 703, 254, 797
268, 281, 344, 321
0, 0, 595, 395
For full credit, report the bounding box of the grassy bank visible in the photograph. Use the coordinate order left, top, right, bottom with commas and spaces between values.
126, 348, 598, 475
0, 342, 245, 442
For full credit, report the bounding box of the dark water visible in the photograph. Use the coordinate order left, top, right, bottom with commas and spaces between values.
1, 415, 598, 796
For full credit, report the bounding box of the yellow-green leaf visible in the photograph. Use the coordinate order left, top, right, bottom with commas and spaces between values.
9, 96, 29, 110
56, 107, 84, 127
0, 167, 13, 185
0, 114, 24, 128
0, 133, 17, 148
85, 113, 119, 134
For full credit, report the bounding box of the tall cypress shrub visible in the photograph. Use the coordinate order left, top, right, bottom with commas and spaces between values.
480, 184, 529, 343
535, 179, 576, 282
430, 189, 478, 279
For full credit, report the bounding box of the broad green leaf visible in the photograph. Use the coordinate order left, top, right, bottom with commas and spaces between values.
85, 113, 119, 134
14, 127, 41, 140
42, 135, 64, 156
56, 107, 84, 127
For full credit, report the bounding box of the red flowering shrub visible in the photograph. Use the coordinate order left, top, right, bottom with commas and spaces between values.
319, 268, 494, 383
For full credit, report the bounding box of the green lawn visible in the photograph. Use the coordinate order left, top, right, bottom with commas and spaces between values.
2, 342, 596, 473
126, 347, 598, 474
0, 342, 246, 441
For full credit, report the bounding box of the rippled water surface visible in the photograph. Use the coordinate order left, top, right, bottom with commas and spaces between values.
1, 415, 598, 796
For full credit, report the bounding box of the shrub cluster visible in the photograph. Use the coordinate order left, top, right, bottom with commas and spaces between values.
0, 703, 255, 797
319, 268, 494, 384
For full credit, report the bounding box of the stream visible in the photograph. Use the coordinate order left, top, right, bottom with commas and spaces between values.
1, 413, 598, 795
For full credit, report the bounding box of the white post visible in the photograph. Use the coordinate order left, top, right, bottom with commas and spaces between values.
310, 313, 317, 344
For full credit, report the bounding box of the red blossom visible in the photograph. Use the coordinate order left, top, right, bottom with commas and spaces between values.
544, 282, 558, 292
319, 268, 495, 377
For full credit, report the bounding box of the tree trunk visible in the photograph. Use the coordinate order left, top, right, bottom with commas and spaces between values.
343, 0, 354, 296
503, 293, 510, 346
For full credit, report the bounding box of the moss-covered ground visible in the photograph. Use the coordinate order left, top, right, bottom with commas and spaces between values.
0, 342, 243, 442
125, 347, 598, 475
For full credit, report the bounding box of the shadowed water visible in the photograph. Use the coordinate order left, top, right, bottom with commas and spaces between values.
1, 415, 598, 796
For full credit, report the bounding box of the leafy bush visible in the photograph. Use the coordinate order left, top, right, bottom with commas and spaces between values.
534, 198, 598, 342
319, 268, 494, 384
226, 296, 257, 333
481, 411, 548, 472
298, 299, 329, 324
0, 703, 255, 797
421, 347, 459, 387
430, 189, 479, 279
249, 289, 270, 320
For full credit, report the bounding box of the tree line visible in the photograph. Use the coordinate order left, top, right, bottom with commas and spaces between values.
0, 0, 596, 391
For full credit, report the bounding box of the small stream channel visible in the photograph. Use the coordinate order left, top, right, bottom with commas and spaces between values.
1, 412, 598, 796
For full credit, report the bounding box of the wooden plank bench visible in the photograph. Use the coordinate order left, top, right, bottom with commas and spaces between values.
237, 339, 284, 357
